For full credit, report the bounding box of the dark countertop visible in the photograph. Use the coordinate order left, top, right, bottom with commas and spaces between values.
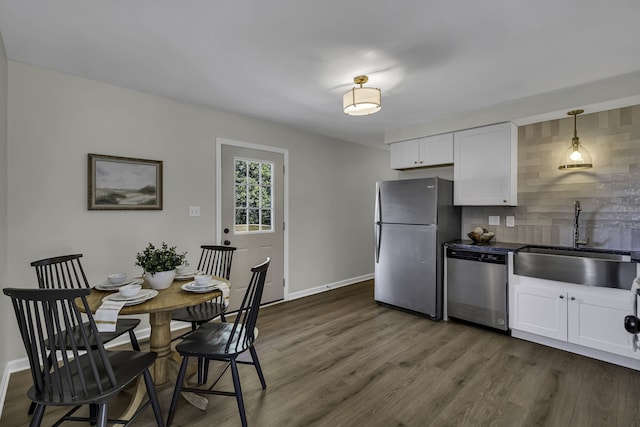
445, 240, 527, 253
446, 240, 640, 262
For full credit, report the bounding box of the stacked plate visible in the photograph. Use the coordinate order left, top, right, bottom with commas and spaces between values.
103, 289, 158, 306
95, 278, 144, 291
175, 270, 202, 280
181, 280, 222, 293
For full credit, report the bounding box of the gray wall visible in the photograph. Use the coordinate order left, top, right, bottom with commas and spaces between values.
464, 105, 640, 250
4, 61, 394, 363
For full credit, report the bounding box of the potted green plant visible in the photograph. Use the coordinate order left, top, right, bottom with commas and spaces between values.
135, 242, 187, 289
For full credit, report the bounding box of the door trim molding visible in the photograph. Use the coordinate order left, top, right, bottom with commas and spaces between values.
215, 137, 289, 300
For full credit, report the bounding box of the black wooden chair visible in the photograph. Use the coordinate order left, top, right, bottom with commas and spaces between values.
171, 245, 236, 330
166, 258, 270, 427
30, 254, 141, 351
3, 287, 164, 427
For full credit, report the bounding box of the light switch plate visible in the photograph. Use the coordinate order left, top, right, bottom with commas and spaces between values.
488, 215, 500, 226
506, 216, 515, 227
189, 206, 201, 217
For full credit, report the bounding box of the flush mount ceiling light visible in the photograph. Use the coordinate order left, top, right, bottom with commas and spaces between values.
343, 75, 381, 116
558, 109, 593, 170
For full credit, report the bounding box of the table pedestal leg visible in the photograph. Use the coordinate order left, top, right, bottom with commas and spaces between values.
118, 377, 146, 420
149, 311, 172, 385
150, 311, 209, 410
165, 355, 210, 411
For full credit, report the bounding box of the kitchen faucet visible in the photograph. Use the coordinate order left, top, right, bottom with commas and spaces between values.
573, 200, 588, 248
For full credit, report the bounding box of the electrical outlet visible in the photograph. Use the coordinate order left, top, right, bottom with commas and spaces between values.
189, 206, 200, 217
488, 216, 500, 226
506, 216, 515, 227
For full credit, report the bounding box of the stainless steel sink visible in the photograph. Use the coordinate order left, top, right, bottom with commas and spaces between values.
514, 245, 637, 289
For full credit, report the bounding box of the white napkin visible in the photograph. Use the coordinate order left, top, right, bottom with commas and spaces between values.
217, 282, 230, 307
94, 300, 126, 332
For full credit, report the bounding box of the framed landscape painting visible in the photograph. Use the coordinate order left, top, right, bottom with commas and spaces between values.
88, 154, 163, 210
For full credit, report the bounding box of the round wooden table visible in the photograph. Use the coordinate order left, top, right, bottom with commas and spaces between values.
83, 276, 227, 385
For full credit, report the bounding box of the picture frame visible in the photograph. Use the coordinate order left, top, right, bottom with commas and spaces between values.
88, 153, 163, 210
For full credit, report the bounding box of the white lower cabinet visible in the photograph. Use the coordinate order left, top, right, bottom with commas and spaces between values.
511, 278, 637, 360
568, 290, 635, 356
512, 283, 568, 341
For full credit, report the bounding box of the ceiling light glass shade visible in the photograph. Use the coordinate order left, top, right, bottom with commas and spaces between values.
558, 139, 593, 170
343, 75, 381, 116
558, 109, 593, 170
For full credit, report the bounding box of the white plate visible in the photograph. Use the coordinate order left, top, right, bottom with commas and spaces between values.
183, 280, 217, 289
175, 270, 202, 280
181, 283, 220, 293
103, 289, 158, 305
96, 278, 143, 291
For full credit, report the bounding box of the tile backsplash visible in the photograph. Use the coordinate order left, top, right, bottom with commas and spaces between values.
463, 104, 640, 251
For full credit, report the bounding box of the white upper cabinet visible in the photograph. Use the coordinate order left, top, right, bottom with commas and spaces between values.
453, 122, 517, 206
390, 133, 453, 170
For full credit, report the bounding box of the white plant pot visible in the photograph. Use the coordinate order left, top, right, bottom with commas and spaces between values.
144, 270, 176, 290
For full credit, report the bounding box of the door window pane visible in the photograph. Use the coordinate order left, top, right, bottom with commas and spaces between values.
234, 159, 274, 233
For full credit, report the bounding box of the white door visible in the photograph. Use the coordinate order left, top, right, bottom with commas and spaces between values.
218, 141, 286, 311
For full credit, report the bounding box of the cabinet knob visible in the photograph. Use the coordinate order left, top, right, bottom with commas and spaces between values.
570, 296, 576, 301
559, 295, 564, 299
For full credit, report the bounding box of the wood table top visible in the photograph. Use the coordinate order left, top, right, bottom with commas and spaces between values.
81, 276, 227, 315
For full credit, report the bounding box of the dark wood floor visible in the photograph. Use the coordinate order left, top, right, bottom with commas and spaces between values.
3, 280, 640, 426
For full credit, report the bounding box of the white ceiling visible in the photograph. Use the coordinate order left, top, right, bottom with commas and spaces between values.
1, 0, 639, 149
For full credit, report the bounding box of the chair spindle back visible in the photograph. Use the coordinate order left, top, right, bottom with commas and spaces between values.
3, 288, 117, 402
225, 258, 269, 354
30, 254, 90, 290
197, 245, 236, 280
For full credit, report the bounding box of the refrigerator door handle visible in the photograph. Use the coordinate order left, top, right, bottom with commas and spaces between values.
375, 222, 381, 263
375, 183, 381, 223
375, 183, 382, 263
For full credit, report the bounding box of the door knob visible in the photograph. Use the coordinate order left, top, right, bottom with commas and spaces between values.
223, 240, 231, 246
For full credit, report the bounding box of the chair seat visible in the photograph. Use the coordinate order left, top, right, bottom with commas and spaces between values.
27, 350, 157, 406
49, 318, 141, 350
176, 323, 251, 358
171, 301, 226, 324
94, 318, 141, 343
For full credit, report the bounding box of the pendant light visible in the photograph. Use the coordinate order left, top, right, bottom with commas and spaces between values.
343, 75, 381, 116
558, 109, 593, 170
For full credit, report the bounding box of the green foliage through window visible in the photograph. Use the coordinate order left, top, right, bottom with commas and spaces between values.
234, 159, 274, 232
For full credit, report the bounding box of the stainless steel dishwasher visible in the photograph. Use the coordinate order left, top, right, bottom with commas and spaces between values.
446, 247, 508, 331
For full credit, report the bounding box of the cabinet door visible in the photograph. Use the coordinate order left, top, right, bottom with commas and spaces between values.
568, 290, 637, 358
390, 139, 420, 169
453, 122, 517, 205
420, 133, 453, 166
512, 284, 567, 341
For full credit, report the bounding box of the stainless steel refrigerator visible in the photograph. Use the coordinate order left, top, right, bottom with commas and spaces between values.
374, 177, 460, 320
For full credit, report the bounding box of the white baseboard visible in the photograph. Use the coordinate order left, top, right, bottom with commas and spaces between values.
0, 275, 372, 417
511, 329, 640, 370
286, 274, 373, 301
